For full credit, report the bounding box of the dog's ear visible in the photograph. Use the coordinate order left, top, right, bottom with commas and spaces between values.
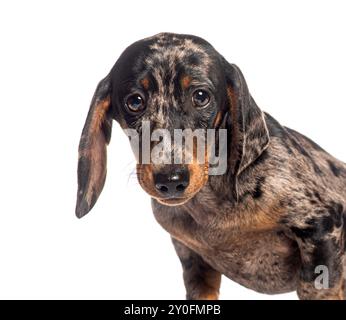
223, 61, 270, 176
75, 73, 113, 218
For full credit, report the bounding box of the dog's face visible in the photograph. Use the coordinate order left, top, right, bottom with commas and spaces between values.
75, 33, 270, 218
111, 34, 227, 206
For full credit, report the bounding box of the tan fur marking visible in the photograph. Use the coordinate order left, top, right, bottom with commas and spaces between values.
196, 271, 221, 300
136, 163, 157, 197
186, 163, 208, 197
90, 96, 111, 133
181, 75, 192, 89
227, 87, 240, 172
212, 111, 223, 128
141, 78, 150, 90
78, 96, 111, 206
185, 140, 209, 198
198, 292, 219, 300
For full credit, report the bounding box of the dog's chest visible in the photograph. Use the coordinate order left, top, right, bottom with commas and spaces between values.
199, 229, 301, 294
152, 199, 301, 294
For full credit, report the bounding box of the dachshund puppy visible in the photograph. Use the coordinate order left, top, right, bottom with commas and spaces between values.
76, 33, 346, 300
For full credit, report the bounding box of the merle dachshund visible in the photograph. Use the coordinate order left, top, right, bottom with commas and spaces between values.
76, 33, 346, 300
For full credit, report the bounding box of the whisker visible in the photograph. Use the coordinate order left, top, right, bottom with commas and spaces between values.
124, 161, 140, 186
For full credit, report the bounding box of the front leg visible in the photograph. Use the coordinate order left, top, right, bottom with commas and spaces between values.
288, 210, 345, 300
172, 238, 221, 300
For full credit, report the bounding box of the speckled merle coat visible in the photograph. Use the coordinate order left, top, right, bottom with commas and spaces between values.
76, 33, 346, 300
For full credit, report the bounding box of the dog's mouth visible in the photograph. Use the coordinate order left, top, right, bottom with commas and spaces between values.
156, 196, 191, 206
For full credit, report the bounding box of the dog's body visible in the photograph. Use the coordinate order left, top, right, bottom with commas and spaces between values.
154, 117, 346, 299
76, 33, 346, 299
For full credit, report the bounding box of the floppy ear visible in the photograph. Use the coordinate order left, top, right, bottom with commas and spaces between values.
223, 61, 270, 176
75, 73, 113, 218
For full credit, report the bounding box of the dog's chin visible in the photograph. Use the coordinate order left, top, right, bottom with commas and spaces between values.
156, 197, 191, 206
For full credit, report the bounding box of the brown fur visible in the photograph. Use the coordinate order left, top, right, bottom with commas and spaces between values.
181, 75, 192, 89
141, 78, 150, 90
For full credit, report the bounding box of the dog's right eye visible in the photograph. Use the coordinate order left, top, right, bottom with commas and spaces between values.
126, 94, 145, 112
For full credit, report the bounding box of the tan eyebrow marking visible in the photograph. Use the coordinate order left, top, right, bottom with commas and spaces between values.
181, 75, 192, 89
141, 78, 150, 90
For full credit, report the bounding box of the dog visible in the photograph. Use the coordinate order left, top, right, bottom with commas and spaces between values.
76, 33, 346, 300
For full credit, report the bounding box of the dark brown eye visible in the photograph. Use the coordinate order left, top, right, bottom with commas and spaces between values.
192, 89, 210, 107
126, 94, 145, 112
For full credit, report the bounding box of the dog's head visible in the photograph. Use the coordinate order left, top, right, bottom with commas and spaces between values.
76, 33, 269, 218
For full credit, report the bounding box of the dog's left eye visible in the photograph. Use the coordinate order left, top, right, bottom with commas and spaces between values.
126, 94, 145, 112
192, 89, 210, 107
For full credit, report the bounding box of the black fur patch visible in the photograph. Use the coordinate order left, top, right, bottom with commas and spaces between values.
287, 131, 323, 175
253, 177, 265, 199
327, 160, 341, 177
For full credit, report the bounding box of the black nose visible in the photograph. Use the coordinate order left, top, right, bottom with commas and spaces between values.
154, 168, 190, 198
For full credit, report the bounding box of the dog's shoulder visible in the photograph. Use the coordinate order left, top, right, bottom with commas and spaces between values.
263, 112, 346, 183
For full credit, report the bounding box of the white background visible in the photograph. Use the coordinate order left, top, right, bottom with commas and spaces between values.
0, 0, 345, 300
